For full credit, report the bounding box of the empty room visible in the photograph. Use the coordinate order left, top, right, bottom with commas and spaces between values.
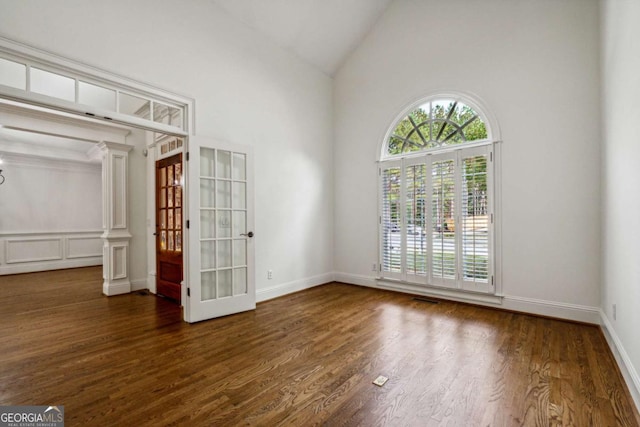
1, 0, 639, 425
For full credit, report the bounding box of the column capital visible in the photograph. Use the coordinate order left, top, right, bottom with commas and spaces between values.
97, 141, 134, 153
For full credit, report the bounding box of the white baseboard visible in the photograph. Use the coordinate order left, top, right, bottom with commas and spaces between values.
147, 272, 157, 294
502, 295, 600, 324
102, 280, 131, 296
0, 258, 102, 275
334, 272, 600, 324
600, 310, 640, 410
334, 272, 377, 288
256, 272, 334, 303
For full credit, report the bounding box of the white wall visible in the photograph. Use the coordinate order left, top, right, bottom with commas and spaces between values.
334, 0, 602, 319
0, 155, 101, 232
600, 0, 640, 407
0, 151, 103, 274
0, 0, 334, 296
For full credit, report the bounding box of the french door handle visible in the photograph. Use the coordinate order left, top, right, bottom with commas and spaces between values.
240, 231, 254, 238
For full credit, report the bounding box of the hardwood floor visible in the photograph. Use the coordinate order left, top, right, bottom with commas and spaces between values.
0, 267, 638, 426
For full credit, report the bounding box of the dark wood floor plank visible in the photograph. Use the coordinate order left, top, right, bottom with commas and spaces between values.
1, 267, 638, 426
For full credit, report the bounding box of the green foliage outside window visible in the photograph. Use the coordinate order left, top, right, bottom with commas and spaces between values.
388, 101, 488, 156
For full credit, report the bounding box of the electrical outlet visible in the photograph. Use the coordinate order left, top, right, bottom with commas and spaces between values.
372, 263, 377, 272
613, 303, 617, 321
267, 270, 273, 280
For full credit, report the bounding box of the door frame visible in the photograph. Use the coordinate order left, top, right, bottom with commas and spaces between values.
1, 36, 196, 300
154, 152, 184, 303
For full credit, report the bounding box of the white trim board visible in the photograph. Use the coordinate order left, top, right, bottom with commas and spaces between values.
256, 272, 335, 303
334, 272, 601, 324
0, 258, 101, 275
0, 151, 102, 171
600, 310, 640, 410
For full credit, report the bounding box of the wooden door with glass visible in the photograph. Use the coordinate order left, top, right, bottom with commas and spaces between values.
156, 153, 183, 302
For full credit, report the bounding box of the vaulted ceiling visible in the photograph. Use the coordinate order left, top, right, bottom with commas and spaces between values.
0, 1, 396, 157
211, 0, 395, 76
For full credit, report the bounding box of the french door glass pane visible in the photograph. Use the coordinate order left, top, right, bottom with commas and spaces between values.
160, 210, 166, 229
198, 147, 250, 302
168, 231, 174, 251
234, 268, 247, 295
176, 231, 182, 251
200, 148, 215, 177
217, 210, 231, 238
216, 181, 231, 208
168, 166, 174, 187
233, 240, 247, 266
201, 241, 215, 270
217, 240, 232, 268
201, 271, 216, 301
217, 151, 231, 178
233, 182, 246, 209
218, 270, 232, 297
175, 186, 182, 207
200, 210, 215, 238
232, 211, 246, 236
200, 179, 215, 207
432, 159, 456, 279
232, 153, 246, 180
168, 187, 174, 207
160, 167, 167, 187
462, 155, 489, 282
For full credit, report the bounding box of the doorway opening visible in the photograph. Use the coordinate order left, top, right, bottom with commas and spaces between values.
155, 151, 183, 303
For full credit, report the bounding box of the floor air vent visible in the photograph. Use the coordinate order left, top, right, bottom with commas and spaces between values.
413, 297, 440, 304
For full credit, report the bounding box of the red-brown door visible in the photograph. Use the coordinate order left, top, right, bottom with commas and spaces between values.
156, 153, 183, 302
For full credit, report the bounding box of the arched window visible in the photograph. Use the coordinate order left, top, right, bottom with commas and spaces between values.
379, 94, 498, 295
385, 99, 490, 157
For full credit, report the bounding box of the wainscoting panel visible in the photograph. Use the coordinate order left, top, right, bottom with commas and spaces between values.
5, 238, 62, 264
0, 231, 103, 275
67, 236, 103, 259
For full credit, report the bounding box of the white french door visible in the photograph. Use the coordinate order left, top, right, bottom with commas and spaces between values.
185, 136, 255, 323
379, 144, 494, 294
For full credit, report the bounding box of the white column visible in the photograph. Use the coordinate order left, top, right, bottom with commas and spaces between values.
95, 141, 133, 296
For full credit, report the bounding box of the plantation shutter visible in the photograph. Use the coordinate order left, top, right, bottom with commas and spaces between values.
404, 158, 428, 282
460, 145, 493, 292
430, 153, 457, 288
380, 162, 403, 280
379, 144, 494, 294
